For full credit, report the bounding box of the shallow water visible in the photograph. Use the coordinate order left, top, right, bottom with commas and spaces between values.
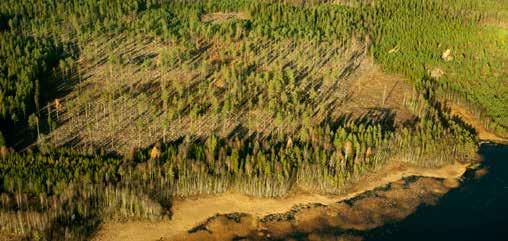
363, 143, 508, 241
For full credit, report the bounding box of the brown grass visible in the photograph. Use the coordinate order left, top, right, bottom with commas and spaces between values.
339, 57, 415, 124
480, 17, 508, 29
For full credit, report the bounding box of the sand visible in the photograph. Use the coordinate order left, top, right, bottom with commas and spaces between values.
449, 103, 507, 143
91, 93, 504, 241
92, 161, 468, 241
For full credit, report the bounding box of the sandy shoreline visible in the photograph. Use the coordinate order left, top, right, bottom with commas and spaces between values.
92, 161, 469, 241
91, 87, 507, 241
449, 103, 508, 144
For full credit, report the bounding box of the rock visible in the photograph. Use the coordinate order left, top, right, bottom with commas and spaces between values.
442, 179, 460, 188
442, 49, 453, 62
474, 168, 489, 179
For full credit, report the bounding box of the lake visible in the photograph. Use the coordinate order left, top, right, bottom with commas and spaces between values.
364, 143, 508, 241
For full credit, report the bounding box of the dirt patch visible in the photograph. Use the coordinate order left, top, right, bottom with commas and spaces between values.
92, 161, 468, 241
340, 57, 416, 124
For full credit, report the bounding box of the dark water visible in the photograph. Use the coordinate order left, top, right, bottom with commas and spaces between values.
171, 143, 508, 241
364, 143, 508, 241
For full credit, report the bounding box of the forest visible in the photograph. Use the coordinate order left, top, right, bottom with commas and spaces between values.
0, 0, 505, 240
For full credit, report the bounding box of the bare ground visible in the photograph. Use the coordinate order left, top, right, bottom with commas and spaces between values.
338, 56, 415, 124
448, 102, 508, 143
91, 161, 468, 241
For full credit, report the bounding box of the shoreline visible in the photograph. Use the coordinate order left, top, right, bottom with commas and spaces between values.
92, 161, 470, 241
448, 103, 508, 144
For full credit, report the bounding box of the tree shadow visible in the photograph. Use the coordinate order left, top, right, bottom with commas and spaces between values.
131, 52, 158, 65
327, 109, 396, 133
0, 13, 11, 31
358, 108, 397, 131
40, 196, 103, 241
8, 35, 77, 151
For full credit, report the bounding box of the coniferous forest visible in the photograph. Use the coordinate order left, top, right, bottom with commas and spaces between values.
0, 0, 506, 240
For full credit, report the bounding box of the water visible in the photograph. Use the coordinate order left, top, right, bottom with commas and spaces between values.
162, 143, 508, 241
364, 143, 508, 241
